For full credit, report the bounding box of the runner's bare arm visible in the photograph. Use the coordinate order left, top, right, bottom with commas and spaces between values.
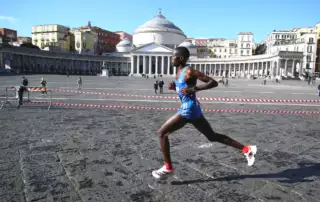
187, 68, 218, 92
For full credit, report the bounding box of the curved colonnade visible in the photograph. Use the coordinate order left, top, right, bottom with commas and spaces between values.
0, 47, 305, 78
130, 51, 305, 78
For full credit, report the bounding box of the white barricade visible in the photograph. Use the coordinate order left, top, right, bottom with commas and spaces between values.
0, 86, 52, 110
26, 87, 52, 110
0, 86, 17, 109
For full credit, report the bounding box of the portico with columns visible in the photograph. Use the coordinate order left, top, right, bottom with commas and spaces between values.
187, 51, 304, 78
130, 43, 175, 76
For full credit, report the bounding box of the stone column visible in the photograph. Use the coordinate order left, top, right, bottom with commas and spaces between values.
161, 56, 164, 75
167, 56, 170, 75
149, 56, 152, 74
130, 55, 134, 74
127, 62, 129, 75
155, 56, 158, 75
276, 60, 280, 76
292, 60, 295, 77
298, 61, 302, 77
137, 55, 140, 74
143, 56, 146, 74
284, 60, 288, 77
251, 63, 254, 75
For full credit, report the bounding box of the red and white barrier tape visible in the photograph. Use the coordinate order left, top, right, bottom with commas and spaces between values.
3, 100, 317, 115
27, 87, 46, 92
52, 88, 320, 103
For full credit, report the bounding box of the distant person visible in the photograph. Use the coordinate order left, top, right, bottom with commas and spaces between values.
17, 76, 29, 108
318, 84, 320, 97
154, 80, 159, 94
67, 71, 70, 78
262, 76, 267, 85
40, 77, 47, 95
158, 79, 164, 94
77, 77, 82, 90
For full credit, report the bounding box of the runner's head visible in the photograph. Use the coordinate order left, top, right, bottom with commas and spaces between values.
172, 46, 190, 67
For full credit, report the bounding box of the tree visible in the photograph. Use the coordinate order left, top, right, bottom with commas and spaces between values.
253, 44, 266, 55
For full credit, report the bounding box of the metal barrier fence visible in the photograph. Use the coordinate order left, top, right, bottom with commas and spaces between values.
0, 86, 52, 110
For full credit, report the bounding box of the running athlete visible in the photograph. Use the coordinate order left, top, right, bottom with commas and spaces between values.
152, 47, 257, 179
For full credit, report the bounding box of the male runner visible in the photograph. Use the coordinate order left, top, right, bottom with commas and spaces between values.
152, 47, 257, 179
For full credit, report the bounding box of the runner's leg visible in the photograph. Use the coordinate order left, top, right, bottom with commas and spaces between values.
190, 115, 244, 150
190, 115, 257, 166
157, 113, 187, 168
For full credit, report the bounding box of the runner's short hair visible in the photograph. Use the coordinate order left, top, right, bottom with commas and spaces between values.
174, 46, 190, 60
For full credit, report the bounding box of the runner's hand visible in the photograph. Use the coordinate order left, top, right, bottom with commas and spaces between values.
168, 82, 175, 90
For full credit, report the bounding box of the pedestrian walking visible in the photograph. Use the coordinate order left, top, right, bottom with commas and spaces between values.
77, 77, 82, 90
40, 77, 47, 95
17, 76, 29, 109
159, 79, 164, 94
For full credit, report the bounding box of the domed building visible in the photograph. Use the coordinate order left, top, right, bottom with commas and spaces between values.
126, 11, 191, 76
116, 38, 132, 53
133, 11, 186, 47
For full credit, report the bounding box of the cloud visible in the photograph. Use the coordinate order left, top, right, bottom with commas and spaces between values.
0, 16, 19, 23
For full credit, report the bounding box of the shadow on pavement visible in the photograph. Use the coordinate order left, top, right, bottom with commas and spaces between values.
171, 162, 320, 185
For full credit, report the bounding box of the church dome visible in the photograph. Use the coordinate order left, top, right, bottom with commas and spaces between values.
116, 38, 132, 52
179, 41, 195, 48
132, 11, 186, 47
116, 38, 132, 47
134, 12, 185, 35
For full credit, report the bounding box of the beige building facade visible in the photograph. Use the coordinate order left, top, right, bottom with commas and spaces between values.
32, 24, 71, 52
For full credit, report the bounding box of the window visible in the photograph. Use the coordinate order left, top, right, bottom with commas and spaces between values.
225, 49, 227, 52
307, 56, 311, 62
247, 43, 250, 48
241, 50, 243, 55
309, 38, 314, 43
307, 46, 312, 53
241, 44, 243, 48
247, 50, 249, 54
282, 35, 285, 39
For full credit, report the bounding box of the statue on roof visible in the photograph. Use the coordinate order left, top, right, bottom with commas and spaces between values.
88, 21, 92, 29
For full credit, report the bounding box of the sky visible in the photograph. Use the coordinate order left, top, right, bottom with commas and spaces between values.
1, 0, 319, 42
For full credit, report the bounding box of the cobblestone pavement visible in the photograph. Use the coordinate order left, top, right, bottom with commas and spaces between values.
0, 75, 319, 202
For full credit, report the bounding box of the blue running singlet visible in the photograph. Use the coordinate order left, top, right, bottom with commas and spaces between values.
174, 65, 203, 120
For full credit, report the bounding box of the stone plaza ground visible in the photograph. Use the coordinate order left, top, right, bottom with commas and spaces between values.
0, 75, 319, 202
